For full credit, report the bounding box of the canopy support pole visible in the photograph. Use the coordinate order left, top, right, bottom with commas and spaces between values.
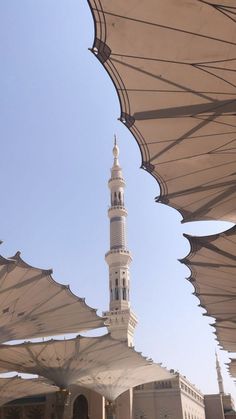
55, 389, 71, 419
105, 400, 116, 419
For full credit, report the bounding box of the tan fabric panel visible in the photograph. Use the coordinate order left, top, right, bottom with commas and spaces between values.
88, 0, 236, 222
0, 335, 173, 401
182, 226, 236, 351
0, 252, 104, 343
228, 358, 236, 378
215, 323, 236, 352
0, 376, 58, 406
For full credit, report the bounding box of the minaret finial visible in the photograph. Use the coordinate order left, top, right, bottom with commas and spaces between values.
112, 135, 119, 163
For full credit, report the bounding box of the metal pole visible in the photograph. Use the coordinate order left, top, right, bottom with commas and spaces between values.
55, 389, 71, 419
105, 400, 116, 419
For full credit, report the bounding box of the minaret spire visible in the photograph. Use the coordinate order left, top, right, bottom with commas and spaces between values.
104, 137, 137, 346
113, 135, 119, 168
215, 351, 225, 394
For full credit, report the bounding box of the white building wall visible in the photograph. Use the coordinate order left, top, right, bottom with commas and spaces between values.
134, 389, 183, 419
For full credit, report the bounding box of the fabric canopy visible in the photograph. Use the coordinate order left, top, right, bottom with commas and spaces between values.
181, 226, 236, 351
0, 334, 173, 401
88, 0, 236, 223
0, 251, 104, 343
0, 376, 58, 406
214, 323, 236, 352
77, 362, 173, 401
227, 359, 236, 379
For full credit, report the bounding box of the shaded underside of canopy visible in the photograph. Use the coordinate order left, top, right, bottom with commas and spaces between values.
78, 362, 173, 401
214, 322, 236, 352
214, 323, 236, 352
0, 334, 173, 401
88, 0, 236, 223
181, 225, 236, 351
227, 359, 236, 379
0, 376, 58, 406
0, 251, 104, 343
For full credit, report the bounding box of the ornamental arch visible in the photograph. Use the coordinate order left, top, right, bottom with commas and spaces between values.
72, 395, 89, 419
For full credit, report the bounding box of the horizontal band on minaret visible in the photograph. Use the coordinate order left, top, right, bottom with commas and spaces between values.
110, 217, 123, 223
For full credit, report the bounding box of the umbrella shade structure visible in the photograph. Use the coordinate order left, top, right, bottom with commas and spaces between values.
0, 251, 104, 343
214, 322, 236, 352
181, 226, 236, 351
78, 362, 173, 401
88, 0, 236, 223
227, 359, 236, 379
0, 376, 58, 406
0, 334, 173, 400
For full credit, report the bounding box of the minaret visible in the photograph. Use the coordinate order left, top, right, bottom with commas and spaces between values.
216, 351, 224, 394
104, 137, 137, 346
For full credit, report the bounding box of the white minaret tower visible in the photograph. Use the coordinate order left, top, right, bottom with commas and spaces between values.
216, 351, 225, 394
104, 137, 137, 346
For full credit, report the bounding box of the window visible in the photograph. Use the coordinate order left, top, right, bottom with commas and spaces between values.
115, 288, 119, 300
115, 279, 118, 286
123, 288, 127, 300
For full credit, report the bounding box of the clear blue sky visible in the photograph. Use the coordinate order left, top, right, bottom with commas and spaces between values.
0, 0, 235, 399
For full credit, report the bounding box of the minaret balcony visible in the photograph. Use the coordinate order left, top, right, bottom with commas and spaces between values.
108, 206, 127, 217
108, 177, 125, 188
105, 249, 132, 266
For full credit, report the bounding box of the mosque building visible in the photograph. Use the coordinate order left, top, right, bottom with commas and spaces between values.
1, 141, 236, 419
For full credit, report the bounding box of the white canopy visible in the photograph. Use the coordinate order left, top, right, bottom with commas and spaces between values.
77, 362, 173, 401
88, 0, 236, 223
0, 251, 104, 343
181, 226, 236, 351
227, 358, 236, 379
214, 323, 236, 352
0, 376, 58, 406
0, 334, 173, 401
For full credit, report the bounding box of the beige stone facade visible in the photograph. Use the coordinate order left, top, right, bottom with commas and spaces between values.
134, 374, 205, 419
204, 394, 225, 419
204, 394, 236, 419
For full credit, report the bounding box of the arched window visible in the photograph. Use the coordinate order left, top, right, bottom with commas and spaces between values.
115, 288, 119, 300
72, 395, 89, 419
122, 288, 127, 300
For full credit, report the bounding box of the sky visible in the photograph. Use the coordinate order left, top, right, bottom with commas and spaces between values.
0, 0, 235, 400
